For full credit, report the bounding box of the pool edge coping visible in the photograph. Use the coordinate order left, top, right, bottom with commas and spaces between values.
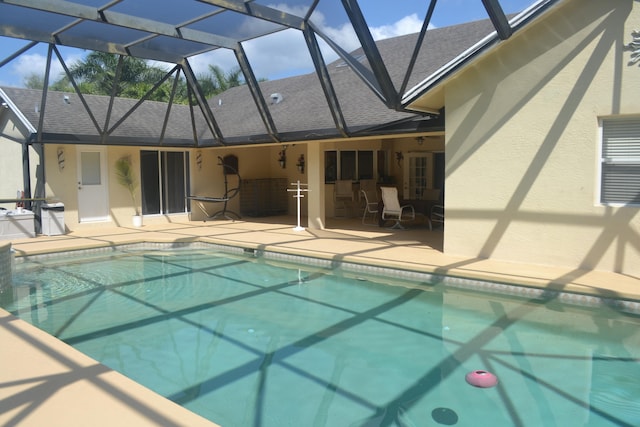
11, 238, 640, 313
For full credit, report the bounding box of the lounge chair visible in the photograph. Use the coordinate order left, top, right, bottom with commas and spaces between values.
187, 156, 241, 220
380, 186, 415, 229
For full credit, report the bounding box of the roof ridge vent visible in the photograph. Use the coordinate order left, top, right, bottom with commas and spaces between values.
270, 93, 283, 104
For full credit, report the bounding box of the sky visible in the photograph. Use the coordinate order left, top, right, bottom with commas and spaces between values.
0, 0, 536, 88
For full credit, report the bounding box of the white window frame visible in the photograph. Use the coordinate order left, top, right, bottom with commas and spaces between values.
598, 116, 640, 206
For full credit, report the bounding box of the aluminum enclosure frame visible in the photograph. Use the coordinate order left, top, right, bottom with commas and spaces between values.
0, 0, 533, 149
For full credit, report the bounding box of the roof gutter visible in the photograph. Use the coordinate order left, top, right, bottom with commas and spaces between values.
0, 87, 38, 135
401, 0, 561, 110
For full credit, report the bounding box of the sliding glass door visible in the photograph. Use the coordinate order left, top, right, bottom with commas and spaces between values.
140, 150, 190, 215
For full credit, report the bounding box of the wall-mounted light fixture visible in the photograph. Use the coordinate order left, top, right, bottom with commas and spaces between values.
416, 136, 424, 145
57, 147, 65, 171
296, 154, 305, 173
395, 151, 403, 167
278, 145, 288, 169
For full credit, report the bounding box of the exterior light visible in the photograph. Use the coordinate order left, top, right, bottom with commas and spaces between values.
278, 145, 288, 169
296, 154, 305, 173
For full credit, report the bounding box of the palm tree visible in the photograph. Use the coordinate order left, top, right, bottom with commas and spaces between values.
67, 52, 150, 97
208, 65, 243, 92
48, 51, 250, 104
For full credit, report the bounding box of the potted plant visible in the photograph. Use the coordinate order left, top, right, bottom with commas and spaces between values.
115, 155, 142, 227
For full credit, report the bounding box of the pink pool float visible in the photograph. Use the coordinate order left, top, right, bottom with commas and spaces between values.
465, 370, 498, 388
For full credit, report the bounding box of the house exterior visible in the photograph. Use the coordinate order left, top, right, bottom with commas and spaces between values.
0, 94, 40, 210
0, 0, 638, 277
406, 0, 640, 277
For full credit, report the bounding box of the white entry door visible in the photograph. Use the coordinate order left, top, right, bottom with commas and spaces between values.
77, 147, 109, 222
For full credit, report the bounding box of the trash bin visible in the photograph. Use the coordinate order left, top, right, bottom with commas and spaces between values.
41, 203, 65, 236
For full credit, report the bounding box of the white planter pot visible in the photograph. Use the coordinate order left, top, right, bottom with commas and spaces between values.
132, 215, 143, 227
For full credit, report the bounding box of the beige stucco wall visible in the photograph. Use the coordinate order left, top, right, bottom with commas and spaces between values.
0, 112, 40, 209
45, 144, 101, 230
189, 145, 287, 221
444, 0, 640, 275
44, 143, 314, 229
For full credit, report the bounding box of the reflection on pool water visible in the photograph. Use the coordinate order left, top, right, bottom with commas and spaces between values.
3, 246, 640, 427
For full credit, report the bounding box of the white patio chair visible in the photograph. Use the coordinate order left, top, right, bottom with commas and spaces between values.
380, 186, 415, 229
334, 180, 354, 217
360, 189, 379, 225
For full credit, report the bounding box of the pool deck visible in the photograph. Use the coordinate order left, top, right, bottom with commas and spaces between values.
2, 215, 639, 426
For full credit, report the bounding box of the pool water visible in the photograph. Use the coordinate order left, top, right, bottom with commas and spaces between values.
3, 248, 640, 427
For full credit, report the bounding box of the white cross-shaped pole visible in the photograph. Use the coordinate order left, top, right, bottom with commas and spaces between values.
287, 180, 309, 231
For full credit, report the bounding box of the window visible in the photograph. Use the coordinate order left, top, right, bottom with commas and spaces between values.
408, 154, 429, 199
358, 151, 373, 180
600, 118, 640, 205
140, 150, 190, 215
325, 151, 337, 183
340, 151, 356, 180
403, 152, 435, 200
324, 149, 377, 183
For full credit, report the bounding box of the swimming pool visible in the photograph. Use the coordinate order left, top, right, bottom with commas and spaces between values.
3, 245, 640, 426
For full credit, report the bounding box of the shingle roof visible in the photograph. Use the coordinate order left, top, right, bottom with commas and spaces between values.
214, 18, 502, 141
0, 16, 503, 147
0, 86, 213, 146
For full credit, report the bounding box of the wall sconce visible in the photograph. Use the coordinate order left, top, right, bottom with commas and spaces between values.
278, 145, 288, 169
416, 136, 424, 145
57, 147, 65, 171
395, 151, 403, 167
195, 150, 203, 170
296, 154, 305, 173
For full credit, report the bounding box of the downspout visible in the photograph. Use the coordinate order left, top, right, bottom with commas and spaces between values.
21, 139, 32, 210
30, 137, 46, 235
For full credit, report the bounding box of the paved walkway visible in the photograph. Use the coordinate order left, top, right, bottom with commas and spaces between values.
10, 216, 640, 300
2, 216, 639, 426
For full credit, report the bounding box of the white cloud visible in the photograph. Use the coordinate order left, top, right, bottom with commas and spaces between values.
0, 12, 424, 87
370, 14, 425, 40
188, 13, 423, 81
8, 52, 84, 87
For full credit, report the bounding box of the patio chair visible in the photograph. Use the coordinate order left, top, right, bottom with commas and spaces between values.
359, 179, 377, 196
360, 189, 379, 225
431, 204, 444, 228
380, 186, 415, 229
334, 180, 354, 217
